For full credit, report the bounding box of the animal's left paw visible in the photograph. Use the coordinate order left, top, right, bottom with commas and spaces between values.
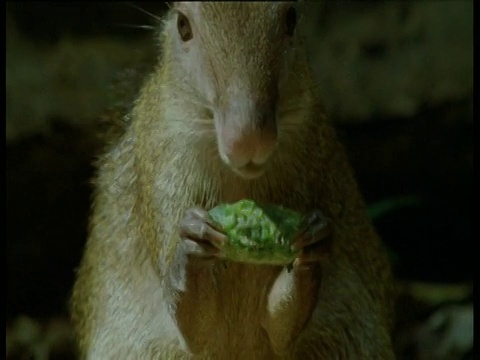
291, 210, 332, 268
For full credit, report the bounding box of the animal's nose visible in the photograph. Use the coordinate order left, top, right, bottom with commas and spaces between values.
221, 121, 277, 169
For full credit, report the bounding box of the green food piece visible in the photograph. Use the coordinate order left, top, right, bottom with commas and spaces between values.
208, 199, 303, 265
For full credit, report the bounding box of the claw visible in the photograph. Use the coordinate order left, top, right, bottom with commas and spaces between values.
291, 210, 332, 265
179, 218, 227, 248
179, 207, 228, 259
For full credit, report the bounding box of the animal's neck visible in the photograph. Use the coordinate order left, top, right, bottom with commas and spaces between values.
183, 140, 313, 210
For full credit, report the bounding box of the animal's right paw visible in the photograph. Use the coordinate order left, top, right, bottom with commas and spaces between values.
179, 207, 227, 259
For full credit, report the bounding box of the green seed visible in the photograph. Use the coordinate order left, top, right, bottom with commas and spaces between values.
208, 199, 303, 265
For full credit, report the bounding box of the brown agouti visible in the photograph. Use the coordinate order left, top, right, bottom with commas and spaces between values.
71, 2, 395, 358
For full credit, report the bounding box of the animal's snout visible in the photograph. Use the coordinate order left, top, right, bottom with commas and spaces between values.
216, 104, 278, 178
221, 121, 277, 169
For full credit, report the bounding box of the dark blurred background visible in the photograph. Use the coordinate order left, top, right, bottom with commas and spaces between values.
6, 1, 473, 359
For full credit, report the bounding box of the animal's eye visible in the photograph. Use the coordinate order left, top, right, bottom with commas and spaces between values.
285, 6, 297, 36
177, 13, 193, 41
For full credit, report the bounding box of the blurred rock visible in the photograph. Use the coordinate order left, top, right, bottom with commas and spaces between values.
6, 13, 155, 143
393, 282, 473, 360
415, 303, 473, 360
7, 315, 75, 360
305, 0, 473, 121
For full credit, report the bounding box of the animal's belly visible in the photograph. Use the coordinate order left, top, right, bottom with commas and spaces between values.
175, 261, 281, 357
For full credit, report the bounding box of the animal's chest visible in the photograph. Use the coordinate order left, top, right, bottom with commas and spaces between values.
175, 262, 281, 355
217, 175, 319, 213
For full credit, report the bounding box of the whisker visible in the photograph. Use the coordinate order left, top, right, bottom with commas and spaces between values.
115, 24, 156, 31
124, 2, 163, 22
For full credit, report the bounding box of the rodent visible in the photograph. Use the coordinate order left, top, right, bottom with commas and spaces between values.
71, 2, 395, 359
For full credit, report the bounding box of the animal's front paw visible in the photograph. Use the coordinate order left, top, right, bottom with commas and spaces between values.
179, 207, 227, 260
291, 210, 332, 268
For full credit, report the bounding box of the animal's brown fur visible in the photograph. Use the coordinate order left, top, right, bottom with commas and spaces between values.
71, 2, 395, 358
